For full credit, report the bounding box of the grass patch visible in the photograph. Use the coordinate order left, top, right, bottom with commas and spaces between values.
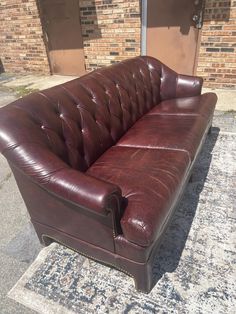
12, 85, 39, 97
224, 109, 236, 114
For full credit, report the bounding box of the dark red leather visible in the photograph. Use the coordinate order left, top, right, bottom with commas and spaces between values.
161, 71, 203, 101
87, 146, 190, 246
0, 56, 217, 292
147, 93, 217, 121
117, 114, 209, 161
0, 56, 205, 170
0, 102, 123, 221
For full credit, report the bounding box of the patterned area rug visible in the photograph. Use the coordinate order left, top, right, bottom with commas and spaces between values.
8, 130, 236, 314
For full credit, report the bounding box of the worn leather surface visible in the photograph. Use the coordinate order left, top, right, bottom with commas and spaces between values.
147, 93, 217, 121
0, 56, 204, 168
87, 146, 190, 246
10, 164, 118, 252
117, 114, 209, 161
0, 56, 216, 265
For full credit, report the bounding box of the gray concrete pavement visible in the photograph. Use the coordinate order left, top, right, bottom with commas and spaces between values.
1, 74, 77, 91
202, 87, 236, 111
0, 88, 41, 313
0, 90, 17, 107
0, 152, 38, 314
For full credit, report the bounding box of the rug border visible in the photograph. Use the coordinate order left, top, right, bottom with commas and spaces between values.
7, 131, 236, 314
7, 243, 75, 314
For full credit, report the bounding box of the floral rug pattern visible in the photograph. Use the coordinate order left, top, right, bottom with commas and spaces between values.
8, 130, 236, 314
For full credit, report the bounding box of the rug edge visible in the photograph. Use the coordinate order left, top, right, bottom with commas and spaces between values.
7, 243, 75, 314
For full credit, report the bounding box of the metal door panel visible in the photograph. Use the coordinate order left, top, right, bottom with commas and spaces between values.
146, 0, 204, 75
40, 0, 85, 76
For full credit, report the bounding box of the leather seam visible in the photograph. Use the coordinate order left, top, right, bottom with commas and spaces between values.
114, 144, 192, 164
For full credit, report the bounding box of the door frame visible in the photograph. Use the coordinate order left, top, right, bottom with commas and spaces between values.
36, 0, 53, 74
36, 0, 85, 76
141, 0, 203, 74
141, 0, 147, 56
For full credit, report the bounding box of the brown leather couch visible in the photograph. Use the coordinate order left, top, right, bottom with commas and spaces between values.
0, 56, 217, 293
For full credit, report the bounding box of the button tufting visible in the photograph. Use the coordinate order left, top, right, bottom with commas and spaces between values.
30, 57, 170, 173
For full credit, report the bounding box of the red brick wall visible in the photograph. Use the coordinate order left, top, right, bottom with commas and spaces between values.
197, 0, 236, 89
79, 0, 141, 71
79, 0, 236, 89
0, 0, 235, 90
0, 0, 49, 74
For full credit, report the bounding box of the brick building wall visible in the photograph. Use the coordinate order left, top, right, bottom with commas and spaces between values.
197, 0, 236, 89
79, 0, 141, 71
0, 0, 235, 89
0, 0, 49, 74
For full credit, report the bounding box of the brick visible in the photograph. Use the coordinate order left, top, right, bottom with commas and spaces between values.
79, 0, 140, 71
197, 0, 236, 88
221, 47, 234, 52
206, 48, 220, 52
0, 0, 49, 74
0, 0, 235, 90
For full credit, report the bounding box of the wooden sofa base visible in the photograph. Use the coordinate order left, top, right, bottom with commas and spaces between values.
33, 125, 212, 293
33, 220, 155, 293
33, 173, 188, 294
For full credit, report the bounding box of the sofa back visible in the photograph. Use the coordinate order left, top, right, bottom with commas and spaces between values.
0, 56, 167, 171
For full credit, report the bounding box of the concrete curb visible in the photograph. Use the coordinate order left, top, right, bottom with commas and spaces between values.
202, 87, 236, 111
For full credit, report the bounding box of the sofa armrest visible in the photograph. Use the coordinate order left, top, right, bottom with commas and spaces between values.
175, 74, 203, 98
160, 62, 203, 100
48, 168, 122, 217
3, 142, 123, 221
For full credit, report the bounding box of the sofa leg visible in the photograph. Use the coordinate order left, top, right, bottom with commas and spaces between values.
32, 221, 53, 246
32, 219, 155, 293
132, 263, 153, 294
188, 173, 193, 183
41, 235, 54, 246
208, 125, 212, 135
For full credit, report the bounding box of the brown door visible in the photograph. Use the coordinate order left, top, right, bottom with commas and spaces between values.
40, 0, 85, 76
146, 0, 204, 75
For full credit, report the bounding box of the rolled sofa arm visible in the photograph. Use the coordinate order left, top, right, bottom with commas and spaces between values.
160, 62, 203, 100
2, 142, 123, 218
176, 74, 203, 98
48, 168, 123, 217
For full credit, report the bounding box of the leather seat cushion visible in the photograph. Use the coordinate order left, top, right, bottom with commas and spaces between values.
87, 146, 190, 247
147, 93, 217, 121
117, 114, 210, 160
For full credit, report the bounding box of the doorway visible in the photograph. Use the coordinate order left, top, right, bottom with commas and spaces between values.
144, 0, 204, 75
39, 0, 85, 76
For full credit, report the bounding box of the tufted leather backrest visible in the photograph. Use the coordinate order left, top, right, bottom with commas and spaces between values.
0, 56, 167, 171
